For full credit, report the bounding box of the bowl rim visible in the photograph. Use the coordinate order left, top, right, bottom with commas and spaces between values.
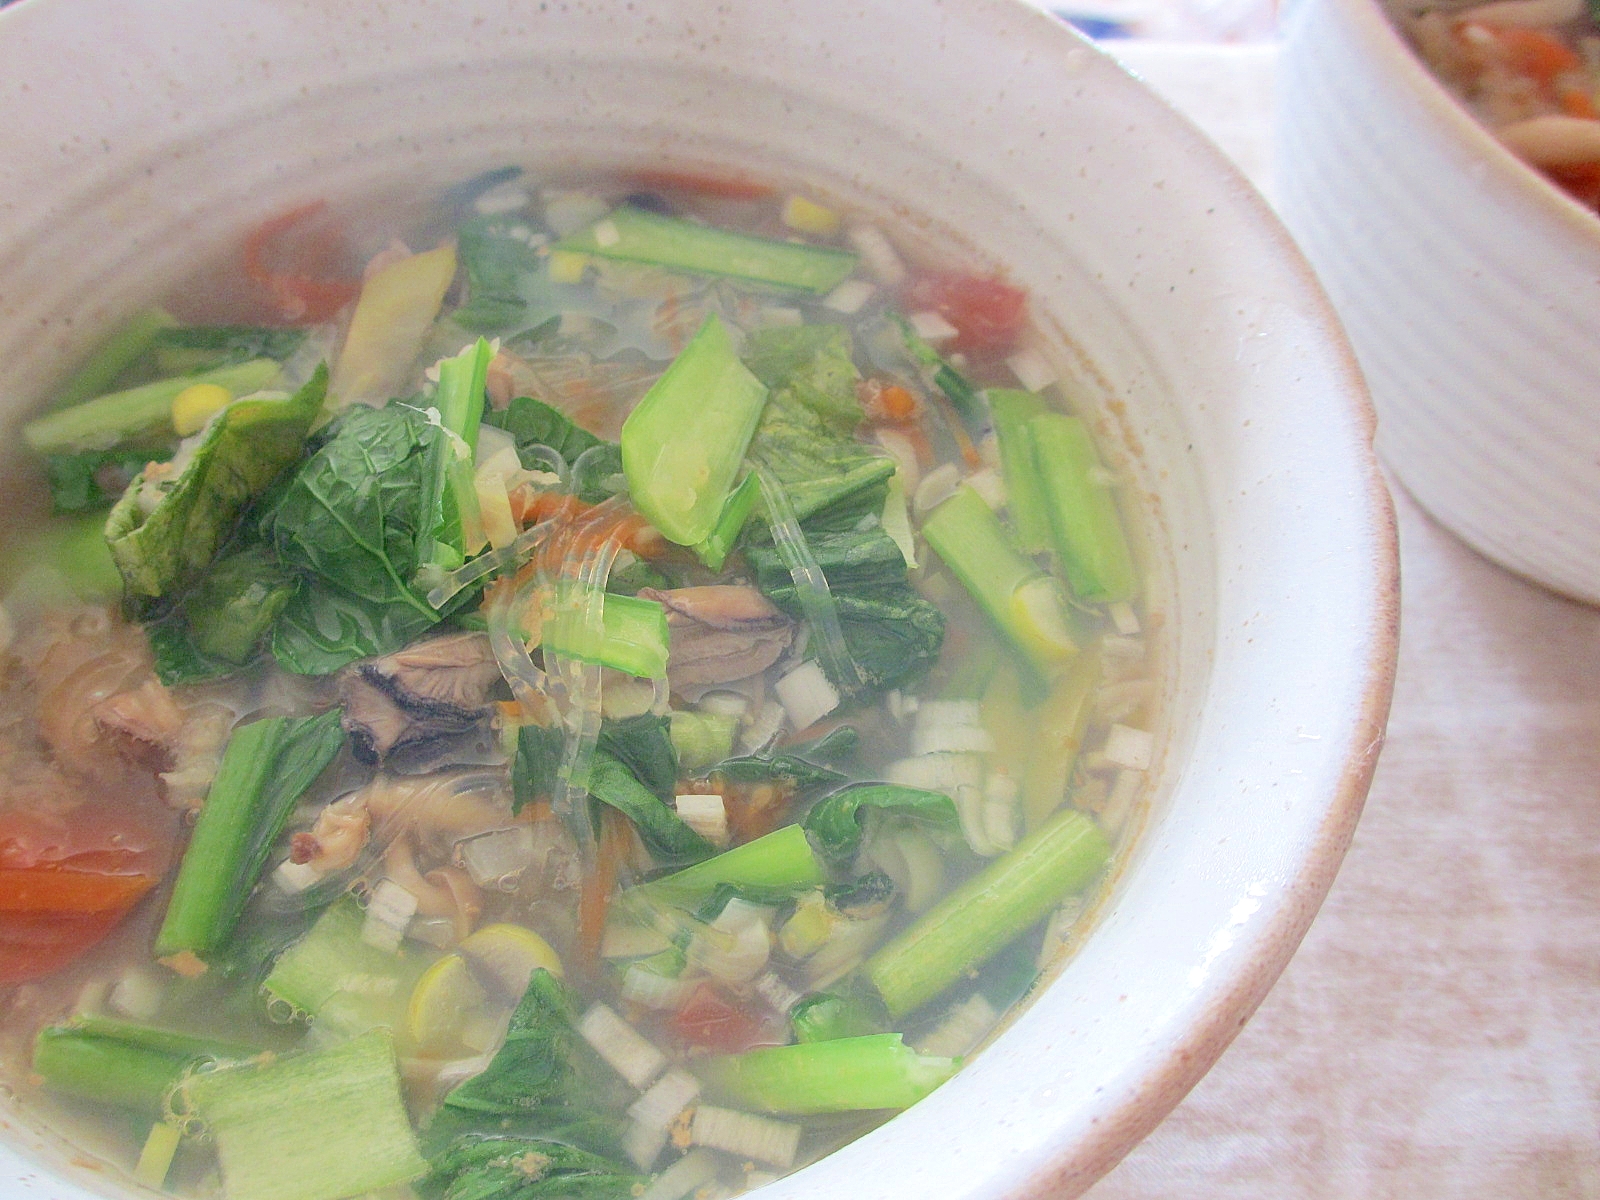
0, 0, 1401, 1195
1328, 0, 1600, 238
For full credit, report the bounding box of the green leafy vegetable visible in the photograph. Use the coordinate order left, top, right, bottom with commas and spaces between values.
698, 1034, 957, 1115
49, 307, 179, 412
155, 711, 345, 961
423, 1135, 642, 1200
185, 545, 299, 664
33, 1017, 257, 1113
267, 401, 450, 672
511, 723, 563, 814
453, 214, 551, 333
149, 326, 308, 376
587, 750, 714, 865
106, 366, 327, 601
743, 325, 895, 527
438, 969, 575, 1116
790, 988, 890, 1044
416, 337, 493, 580
802, 783, 960, 863
45, 448, 167, 514
595, 713, 678, 800
705, 724, 858, 792
484, 396, 623, 505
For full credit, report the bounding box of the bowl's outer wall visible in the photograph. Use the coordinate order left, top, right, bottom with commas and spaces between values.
1277, 0, 1600, 604
0, 0, 1398, 1197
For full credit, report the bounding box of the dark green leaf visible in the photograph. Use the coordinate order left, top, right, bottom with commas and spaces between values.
484, 397, 606, 467
185, 545, 298, 664
706, 725, 858, 792
149, 326, 307, 376
511, 724, 564, 815
742, 324, 863, 434
745, 524, 908, 596
106, 365, 327, 601
802, 783, 960, 863
439, 970, 575, 1117
266, 400, 447, 671
791, 986, 890, 1043
425, 1135, 641, 1200
452, 215, 552, 334
587, 751, 713, 866
46, 448, 167, 514
147, 617, 236, 687
595, 714, 677, 801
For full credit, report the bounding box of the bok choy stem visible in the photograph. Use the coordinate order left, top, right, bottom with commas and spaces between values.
698, 1034, 956, 1114
865, 807, 1110, 1019
154, 711, 345, 962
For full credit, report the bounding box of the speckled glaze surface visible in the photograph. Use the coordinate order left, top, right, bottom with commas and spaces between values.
1276, 0, 1600, 606
0, 1, 1396, 1197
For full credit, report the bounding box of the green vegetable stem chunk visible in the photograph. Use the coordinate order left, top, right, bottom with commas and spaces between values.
620, 313, 768, 546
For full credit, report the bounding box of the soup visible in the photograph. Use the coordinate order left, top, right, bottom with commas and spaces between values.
1396, 0, 1600, 209
0, 171, 1157, 1200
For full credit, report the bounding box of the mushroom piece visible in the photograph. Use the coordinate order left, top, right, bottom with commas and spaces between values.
340, 632, 505, 765
638, 585, 796, 695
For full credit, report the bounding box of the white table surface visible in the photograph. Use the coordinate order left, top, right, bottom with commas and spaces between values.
1080, 40, 1600, 1200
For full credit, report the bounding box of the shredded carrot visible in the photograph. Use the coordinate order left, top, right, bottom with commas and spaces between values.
508, 487, 666, 561
575, 808, 628, 976
1466, 22, 1582, 86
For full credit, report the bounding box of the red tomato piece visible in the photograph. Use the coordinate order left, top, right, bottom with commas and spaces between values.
242, 200, 362, 324
902, 271, 1028, 357
670, 984, 773, 1053
0, 807, 171, 985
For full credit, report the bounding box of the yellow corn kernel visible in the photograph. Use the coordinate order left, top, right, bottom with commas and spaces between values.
781, 194, 841, 236
547, 250, 589, 285
170, 383, 232, 436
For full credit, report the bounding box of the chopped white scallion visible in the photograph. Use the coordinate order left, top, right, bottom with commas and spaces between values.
471, 182, 532, 215
1038, 894, 1089, 969
272, 859, 322, 895
823, 278, 876, 315
914, 993, 999, 1059
474, 474, 519, 551
739, 699, 787, 753
629, 1069, 703, 1133
361, 880, 419, 953
675, 793, 730, 848
804, 913, 890, 991
1100, 635, 1146, 662
911, 723, 996, 757
908, 310, 960, 343
543, 191, 610, 236
109, 969, 165, 1022
697, 690, 751, 720
1102, 724, 1155, 772
592, 219, 621, 248
774, 660, 840, 734
619, 962, 694, 1010
846, 222, 908, 286
886, 751, 984, 794
1108, 600, 1141, 636
758, 305, 805, 326
863, 826, 944, 914
692, 900, 773, 985
983, 771, 1021, 852
691, 1106, 802, 1169
1099, 768, 1144, 839
916, 699, 982, 728
455, 826, 536, 891
953, 782, 999, 857
408, 916, 459, 950
912, 462, 962, 515
754, 971, 803, 1016
600, 921, 673, 960
1005, 348, 1058, 393
639, 1148, 721, 1200
874, 428, 921, 495
1088, 465, 1119, 488
578, 1003, 667, 1090
623, 1122, 668, 1171
964, 466, 1007, 512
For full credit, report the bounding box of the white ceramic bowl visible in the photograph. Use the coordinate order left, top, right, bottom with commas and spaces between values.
0, 0, 1397, 1196
1277, 0, 1600, 604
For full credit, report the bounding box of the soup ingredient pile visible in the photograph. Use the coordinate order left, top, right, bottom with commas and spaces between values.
0, 170, 1156, 1200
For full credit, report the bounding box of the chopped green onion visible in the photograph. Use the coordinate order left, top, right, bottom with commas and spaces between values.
987, 388, 1053, 555
1025, 412, 1138, 603
52, 307, 179, 412
627, 824, 825, 908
